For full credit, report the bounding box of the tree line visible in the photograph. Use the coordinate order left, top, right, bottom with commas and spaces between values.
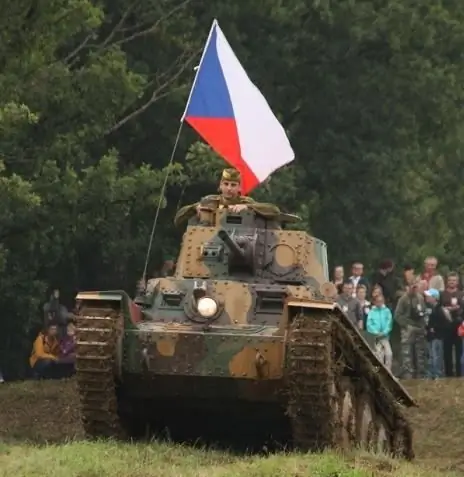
2, 0, 464, 378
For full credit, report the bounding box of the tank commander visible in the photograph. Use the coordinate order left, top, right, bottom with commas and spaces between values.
174, 168, 281, 227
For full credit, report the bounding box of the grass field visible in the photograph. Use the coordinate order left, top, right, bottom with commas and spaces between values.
1, 378, 464, 477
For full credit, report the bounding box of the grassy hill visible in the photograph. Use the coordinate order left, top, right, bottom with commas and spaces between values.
1, 378, 464, 477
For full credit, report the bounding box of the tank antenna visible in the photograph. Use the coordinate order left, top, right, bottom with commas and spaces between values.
141, 121, 184, 284
141, 33, 210, 286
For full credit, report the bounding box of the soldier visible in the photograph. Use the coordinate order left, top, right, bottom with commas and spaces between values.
394, 281, 427, 379
174, 168, 281, 227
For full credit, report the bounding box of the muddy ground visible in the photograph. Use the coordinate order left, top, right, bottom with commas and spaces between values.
1, 378, 463, 472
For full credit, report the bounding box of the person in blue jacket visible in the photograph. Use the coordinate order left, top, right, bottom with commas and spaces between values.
366, 293, 394, 370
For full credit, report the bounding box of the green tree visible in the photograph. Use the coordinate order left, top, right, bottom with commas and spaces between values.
3, 0, 464, 379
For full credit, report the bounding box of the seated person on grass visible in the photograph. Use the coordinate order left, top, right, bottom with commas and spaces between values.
30, 323, 75, 379
58, 322, 76, 374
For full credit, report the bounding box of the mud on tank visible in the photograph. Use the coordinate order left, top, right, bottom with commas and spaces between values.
74, 206, 417, 458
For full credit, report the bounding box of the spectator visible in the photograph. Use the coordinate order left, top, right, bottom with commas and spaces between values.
458, 321, 464, 374
43, 289, 69, 338
424, 288, 447, 379
394, 281, 427, 379
371, 284, 383, 301
396, 264, 416, 301
440, 272, 463, 377
366, 293, 393, 370
30, 324, 61, 379
332, 265, 345, 295
59, 322, 76, 369
419, 256, 445, 291
417, 279, 429, 294
348, 262, 369, 297
371, 260, 398, 309
403, 264, 416, 288
356, 284, 371, 329
336, 280, 363, 328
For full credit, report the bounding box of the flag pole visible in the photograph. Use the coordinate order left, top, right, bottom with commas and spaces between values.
140, 19, 219, 284
140, 122, 184, 284
180, 18, 218, 122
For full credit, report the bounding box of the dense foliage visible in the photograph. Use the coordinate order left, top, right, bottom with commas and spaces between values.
2, 0, 464, 377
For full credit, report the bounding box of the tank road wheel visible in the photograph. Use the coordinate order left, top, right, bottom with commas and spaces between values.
287, 310, 338, 451
337, 378, 356, 450
375, 417, 391, 455
392, 424, 414, 460
76, 306, 124, 439
356, 394, 377, 450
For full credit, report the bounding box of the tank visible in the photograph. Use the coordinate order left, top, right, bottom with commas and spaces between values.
74, 205, 417, 458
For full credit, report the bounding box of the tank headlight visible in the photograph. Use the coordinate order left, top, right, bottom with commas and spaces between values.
197, 297, 218, 318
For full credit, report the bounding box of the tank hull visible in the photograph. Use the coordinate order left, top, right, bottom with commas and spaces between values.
75, 292, 416, 458
122, 325, 285, 381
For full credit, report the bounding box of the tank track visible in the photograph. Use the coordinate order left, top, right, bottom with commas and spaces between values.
287, 308, 413, 459
75, 306, 124, 438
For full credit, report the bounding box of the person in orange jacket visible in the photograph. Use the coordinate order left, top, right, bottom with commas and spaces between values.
30, 323, 61, 379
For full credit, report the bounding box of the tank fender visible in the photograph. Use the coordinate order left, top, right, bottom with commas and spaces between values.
75, 290, 142, 325
286, 299, 336, 320
75, 290, 141, 379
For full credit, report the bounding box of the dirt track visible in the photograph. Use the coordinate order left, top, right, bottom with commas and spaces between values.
1, 377, 464, 472
0, 379, 83, 443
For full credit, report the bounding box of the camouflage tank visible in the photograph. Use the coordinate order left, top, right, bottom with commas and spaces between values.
74, 205, 417, 458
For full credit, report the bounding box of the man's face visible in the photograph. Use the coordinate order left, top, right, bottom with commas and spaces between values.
342, 283, 353, 297
219, 180, 240, 199
48, 325, 57, 337
424, 258, 437, 273
417, 280, 428, 293
352, 263, 363, 277
53, 289, 59, 298
404, 268, 415, 283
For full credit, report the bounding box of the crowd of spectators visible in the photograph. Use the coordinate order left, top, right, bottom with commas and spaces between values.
333, 256, 464, 379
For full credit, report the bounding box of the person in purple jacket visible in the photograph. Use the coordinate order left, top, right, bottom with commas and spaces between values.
58, 322, 76, 376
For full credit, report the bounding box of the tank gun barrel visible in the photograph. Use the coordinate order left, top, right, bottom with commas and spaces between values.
217, 229, 247, 261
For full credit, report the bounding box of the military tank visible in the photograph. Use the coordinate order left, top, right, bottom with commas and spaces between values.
74, 205, 417, 458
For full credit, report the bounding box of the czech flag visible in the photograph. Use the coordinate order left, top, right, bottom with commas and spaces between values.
181, 19, 295, 194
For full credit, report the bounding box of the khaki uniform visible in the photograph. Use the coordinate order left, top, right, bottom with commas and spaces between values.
174, 167, 282, 227
395, 292, 427, 378
174, 194, 281, 227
